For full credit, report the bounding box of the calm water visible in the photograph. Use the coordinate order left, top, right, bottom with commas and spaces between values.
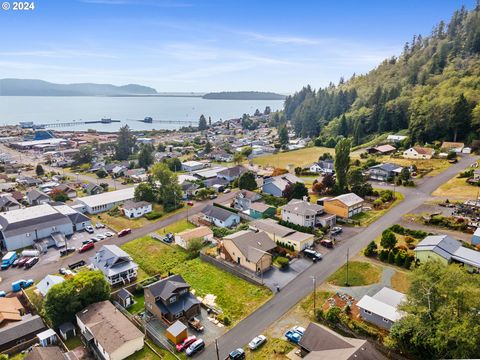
0, 96, 284, 132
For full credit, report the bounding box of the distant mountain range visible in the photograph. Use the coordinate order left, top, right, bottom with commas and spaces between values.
0, 79, 158, 96
202, 91, 286, 100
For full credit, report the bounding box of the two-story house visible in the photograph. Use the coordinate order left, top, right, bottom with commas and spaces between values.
280, 199, 336, 228
367, 163, 403, 181
144, 275, 201, 324
323, 193, 364, 219
233, 190, 262, 211
122, 200, 152, 218
90, 245, 138, 285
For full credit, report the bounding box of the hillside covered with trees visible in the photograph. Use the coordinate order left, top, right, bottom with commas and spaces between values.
284, 4, 480, 147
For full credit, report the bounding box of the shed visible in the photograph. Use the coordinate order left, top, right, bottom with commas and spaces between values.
36, 328, 58, 347
58, 322, 76, 341
166, 320, 187, 345
472, 228, 480, 246
117, 288, 134, 309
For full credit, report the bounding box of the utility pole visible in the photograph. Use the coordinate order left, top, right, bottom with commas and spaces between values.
215, 339, 220, 360
311, 275, 316, 316
346, 248, 350, 286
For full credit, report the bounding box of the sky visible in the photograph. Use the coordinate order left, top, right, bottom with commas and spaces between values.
0, 0, 476, 93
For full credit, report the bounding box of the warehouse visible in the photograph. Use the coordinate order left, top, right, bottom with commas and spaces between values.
76, 187, 135, 214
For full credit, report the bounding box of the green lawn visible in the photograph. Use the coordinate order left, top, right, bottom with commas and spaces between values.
300, 290, 334, 317
328, 261, 381, 287
351, 191, 404, 226
128, 293, 146, 314
126, 340, 178, 360
253, 147, 335, 169
64, 335, 84, 350
24, 286, 44, 313
121, 237, 271, 324
245, 338, 294, 359
156, 218, 195, 235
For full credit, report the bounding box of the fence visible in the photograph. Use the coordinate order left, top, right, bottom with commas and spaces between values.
200, 252, 263, 286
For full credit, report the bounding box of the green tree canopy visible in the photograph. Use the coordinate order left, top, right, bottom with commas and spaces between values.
334, 138, 351, 194
283, 182, 308, 200
198, 114, 207, 130
151, 163, 183, 211
73, 145, 94, 166
35, 164, 44, 176
380, 229, 397, 250
134, 182, 157, 203
138, 144, 154, 170
115, 125, 136, 161
238, 171, 257, 191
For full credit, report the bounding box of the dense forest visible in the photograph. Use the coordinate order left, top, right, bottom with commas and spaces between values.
284, 4, 480, 146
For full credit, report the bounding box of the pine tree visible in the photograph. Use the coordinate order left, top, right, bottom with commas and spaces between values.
198, 115, 207, 131
334, 138, 351, 194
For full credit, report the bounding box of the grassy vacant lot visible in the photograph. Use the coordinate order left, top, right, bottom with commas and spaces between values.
245, 338, 294, 359
93, 212, 150, 232
391, 271, 411, 293
121, 237, 270, 324
155, 218, 195, 235
376, 155, 451, 176
432, 175, 478, 200
24, 286, 44, 313
351, 191, 404, 226
300, 290, 334, 317
328, 261, 381, 287
126, 341, 177, 360
253, 147, 335, 169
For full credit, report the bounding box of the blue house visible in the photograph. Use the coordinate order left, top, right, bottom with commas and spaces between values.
262, 173, 303, 197
201, 204, 240, 228
472, 228, 480, 245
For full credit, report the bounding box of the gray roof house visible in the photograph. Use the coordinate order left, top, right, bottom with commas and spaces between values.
217, 165, 247, 182
0, 195, 21, 212
0, 314, 47, 352
414, 234, 480, 272
201, 204, 240, 228
262, 173, 304, 197
368, 163, 403, 181
0, 204, 74, 251
233, 190, 262, 211
90, 245, 138, 286
357, 287, 406, 330
26, 189, 50, 206
280, 198, 336, 228
36, 274, 65, 297
309, 160, 334, 174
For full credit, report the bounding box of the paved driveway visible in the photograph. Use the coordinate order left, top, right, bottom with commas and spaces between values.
262, 258, 312, 291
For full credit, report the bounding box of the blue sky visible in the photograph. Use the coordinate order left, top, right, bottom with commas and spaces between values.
0, 0, 475, 93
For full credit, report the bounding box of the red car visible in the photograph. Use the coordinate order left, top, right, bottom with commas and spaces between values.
17, 257, 29, 268
78, 242, 95, 253
187, 201, 194, 206
118, 228, 132, 237
176, 335, 197, 352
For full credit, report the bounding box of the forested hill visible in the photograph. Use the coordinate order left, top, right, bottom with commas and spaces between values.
284, 5, 480, 146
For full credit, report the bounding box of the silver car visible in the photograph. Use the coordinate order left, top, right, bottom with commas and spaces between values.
248, 335, 267, 350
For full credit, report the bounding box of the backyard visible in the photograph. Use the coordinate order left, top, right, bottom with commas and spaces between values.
126, 340, 177, 360
121, 236, 271, 324
253, 147, 335, 169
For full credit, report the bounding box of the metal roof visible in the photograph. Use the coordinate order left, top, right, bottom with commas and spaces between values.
357, 287, 406, 322
77, 187, 135, 208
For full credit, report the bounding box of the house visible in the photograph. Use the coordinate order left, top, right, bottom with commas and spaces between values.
247, 202, 276, 219
368, 163, 403, 181
250, 218, 315, 251
0, 296, 24, 327
403, 146, 434, 159
181, 160, 204, 172
324, 193, 364, 219
441, 141, 464, 153
144, 274, 201, 324
111, 165, 127, 177
261, 173, 304, 197
175, 226, 214, 249
116, 288, 134, 309
0, 195, 21, 212
216, 165, 247, 182
414, 234, 480, 272
53, 184, 77, 199
357, 287, 406, 330
181, 181, 200, 198
280, 199, 336, 228
85, 183, 104, 195
36, 275, 65, 297
90, 245, 138, 285
387, 134, 407, 143
210, 149, 233, 162
122, 200, 152, 218
0, 314, 47, 352
52, 204, 92, 232
299, 322, 385, 360
76, 301, 144, 360
124, 168, 147, 182
25, 346, 71, 360
26, 189, 50, 206
472, 227, 480, 246
367, 144, 396, 155
166, 320, 187, 345
222, 230, 276, 273
233, 190, 262, 211
309, 160, 334, 174
193, 166, 227, 179
77, 187, 135, 214
16, 176, 42, 187
0, 204, 74, 251
201, 204, 240, 228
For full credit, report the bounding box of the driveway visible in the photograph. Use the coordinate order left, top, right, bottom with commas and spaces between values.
262, 258, 312, 291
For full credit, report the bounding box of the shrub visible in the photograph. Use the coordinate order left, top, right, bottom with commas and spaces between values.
378, 249, 389, 262
395, 250, 407, 266
364, 241, 378, 257
144, 211, 163, 220
404, 255, 414, 269
315, 309, 324, 321
373, 198, 384, 208
405, 236, 415, 244
222, 315, 231, 326
388, 251, 395, 264
326, 306, 341, 324
276, 256, 289, 270
397, 244, 408, 252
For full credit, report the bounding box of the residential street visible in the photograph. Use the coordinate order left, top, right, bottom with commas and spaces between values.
0, 190, 238, 292
197, 155, 477, 360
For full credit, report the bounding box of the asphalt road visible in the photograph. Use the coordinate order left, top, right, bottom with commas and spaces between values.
0, 190, 238, 292
198, 155, 477, 360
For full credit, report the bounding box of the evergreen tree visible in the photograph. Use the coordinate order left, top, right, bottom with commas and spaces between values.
35, 164, 44, 176
278, 124, 289, 146
115, 125, 135, 161
138, 144, 154, 170
451, 93, 472, 142
338, 114, 348, 136
198, 114, 207, 131
205, 141, 212, 153
334, 138, 351, 194
238, 171, 257, 191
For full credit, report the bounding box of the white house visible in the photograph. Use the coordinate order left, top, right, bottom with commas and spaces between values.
357, 287, 406, 330
122, 200, 152, 218
76, 301, 144, 360
280, 199, 336, 228
76, 187, 136, 214
181, 160, 204, 172
309, 160, 334, 174
403, 147, 434, 159
387, 134, 408, 143
36, 275, 65, 297
90, 245, 138, 286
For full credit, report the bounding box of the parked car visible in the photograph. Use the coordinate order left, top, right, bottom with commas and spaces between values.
104, 231, 114, 237
291, 326, 306, 336
79, 242, 94, 253
303, 249, 322, 262
285, 330, 302, 344
320, 239, 334, 248
209, 194, 217, 199
330, 226, 343, 235
188, 317, 204, 332
185, 339, 205, 357
229, 348, 245, 359
223, 188, 231, 194
0, 291, 6, 297
118, 228, 132, 237
59, 267, 67, 275
96, 234, 107, 240
12, 258, 20, 267
95, 222, 105, 228
187, 201, 194, 206
248, 335, 267, 350
68, 260, 86, 270
176, 335, 197, 352
11, 279, 34, 292
24, 257, 39, 269
83, 239, 94, 245
17, 257, 29, 268
85, 226, 94, 234
60, 247, 76, 257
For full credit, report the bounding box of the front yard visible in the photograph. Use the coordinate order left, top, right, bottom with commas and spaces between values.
121, 237, 271, 324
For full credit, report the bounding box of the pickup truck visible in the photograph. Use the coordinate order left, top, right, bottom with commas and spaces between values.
188, 317, 204, 332
1, 251, 17, 270
285, 329, 302, 344
11, 279, 34, 292
68, 260, 86, 270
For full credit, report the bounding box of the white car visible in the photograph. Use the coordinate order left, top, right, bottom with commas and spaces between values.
292, 326, 306, 336
96, 234, 107, 240
104, 231, 114, 237
248, 335, 267, 350
85, 226, 94, 234
95, 223, 105, 229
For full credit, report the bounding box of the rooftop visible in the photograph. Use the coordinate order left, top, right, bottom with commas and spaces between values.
357, 287, 406, 322
77, 187, 135, 208
201, 204, 238, 222
224, 230, 276, 263
281, 199, 324, 216
327, 193, 364, 207
176, 226, 213, 241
